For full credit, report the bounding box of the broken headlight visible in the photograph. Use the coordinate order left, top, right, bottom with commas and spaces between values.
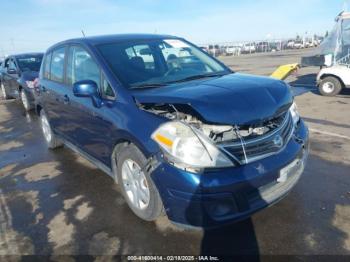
289, 102, 300, 125
152, 121, 234, 169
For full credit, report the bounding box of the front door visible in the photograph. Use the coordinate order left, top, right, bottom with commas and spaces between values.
63, 45, 115, 165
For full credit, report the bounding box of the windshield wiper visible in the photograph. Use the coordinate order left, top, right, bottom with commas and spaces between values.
130, 73, 227, 89
166, 73, 226, 84
130, 83, 167, 89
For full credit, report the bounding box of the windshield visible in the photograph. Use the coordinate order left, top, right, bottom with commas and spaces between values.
16, 54, 43, 72
97, 38, 230, 88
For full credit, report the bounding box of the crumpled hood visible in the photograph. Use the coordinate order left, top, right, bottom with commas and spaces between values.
131, 73, 293, 125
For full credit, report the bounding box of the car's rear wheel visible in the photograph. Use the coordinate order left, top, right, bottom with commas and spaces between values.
116, 144, 163, 221
40, 110, 62, 149
319, 76, 342, 96
20, 90, 32, 111
1, 82, 9, 100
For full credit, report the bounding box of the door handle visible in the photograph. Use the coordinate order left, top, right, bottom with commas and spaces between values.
63, 94, 70, 104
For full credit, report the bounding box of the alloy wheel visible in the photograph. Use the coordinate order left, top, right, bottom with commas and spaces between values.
121, 159, 150, 210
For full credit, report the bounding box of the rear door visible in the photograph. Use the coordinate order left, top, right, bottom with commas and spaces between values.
40, 46, 72, 136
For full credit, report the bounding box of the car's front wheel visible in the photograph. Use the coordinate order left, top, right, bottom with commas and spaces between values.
319, 76, 342, 96
1, 82, 9, 100
40, 110, 62, 149
116, 144, 163, 221
20, 90, 32, 111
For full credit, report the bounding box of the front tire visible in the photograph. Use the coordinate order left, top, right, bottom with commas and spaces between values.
1, 82, 9, 100
116, 144, 163, 221
40, 110, 62, 149
319, 76, 342, 96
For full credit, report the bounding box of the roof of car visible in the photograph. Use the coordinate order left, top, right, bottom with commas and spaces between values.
49, 33, 179, 50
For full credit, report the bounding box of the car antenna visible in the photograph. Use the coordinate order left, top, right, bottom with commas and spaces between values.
81, 30, 86, 37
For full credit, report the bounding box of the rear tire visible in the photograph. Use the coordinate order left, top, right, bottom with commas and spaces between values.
115, 144, 163, 221
1, 82, 9, 100
319, 76, 342, 96
40, 110, 63, 149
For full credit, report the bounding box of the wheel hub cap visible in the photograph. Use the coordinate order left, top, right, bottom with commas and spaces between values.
323, 82, 335, 93
121, 159, 150, 210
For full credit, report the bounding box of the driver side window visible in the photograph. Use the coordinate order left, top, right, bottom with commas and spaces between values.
67, 46, 100, 89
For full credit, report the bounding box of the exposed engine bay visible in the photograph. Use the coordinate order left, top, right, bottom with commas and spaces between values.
139, 103, 287, 143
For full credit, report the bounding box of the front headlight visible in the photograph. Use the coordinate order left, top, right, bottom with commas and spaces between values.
152, 121, 234, 169
289, 102, 300, 125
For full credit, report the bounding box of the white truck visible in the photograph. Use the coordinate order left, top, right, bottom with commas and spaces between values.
241, 43, 256, 53
317, 65, 350, 96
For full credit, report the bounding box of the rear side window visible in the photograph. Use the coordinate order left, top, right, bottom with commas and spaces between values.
50, 47, 65, 82
44, 53, 52, 79
66, 46, 100, 88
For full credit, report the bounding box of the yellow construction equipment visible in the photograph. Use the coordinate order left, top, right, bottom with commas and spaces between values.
270, 63, 299, 80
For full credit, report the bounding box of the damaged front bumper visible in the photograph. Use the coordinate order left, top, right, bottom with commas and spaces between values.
150, 120, 309, 228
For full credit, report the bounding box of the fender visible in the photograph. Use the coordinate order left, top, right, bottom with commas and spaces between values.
317, 66, 350, 87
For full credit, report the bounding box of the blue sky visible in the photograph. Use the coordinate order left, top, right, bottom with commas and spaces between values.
0, 0, 346, 55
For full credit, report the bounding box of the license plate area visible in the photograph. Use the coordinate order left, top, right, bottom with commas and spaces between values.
277, 158, 302, 183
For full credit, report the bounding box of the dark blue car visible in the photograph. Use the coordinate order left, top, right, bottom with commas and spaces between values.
1, 53, 43, 111
36, 34, 309, 227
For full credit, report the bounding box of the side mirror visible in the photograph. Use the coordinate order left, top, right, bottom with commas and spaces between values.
73, 80, 103, 108
73, 80, 98, 97
7, 68, 17, 74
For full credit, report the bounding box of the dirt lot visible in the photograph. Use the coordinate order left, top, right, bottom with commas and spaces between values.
0, 48, 349, 257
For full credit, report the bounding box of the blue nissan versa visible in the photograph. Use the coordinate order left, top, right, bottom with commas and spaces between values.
36, 34, 309, 227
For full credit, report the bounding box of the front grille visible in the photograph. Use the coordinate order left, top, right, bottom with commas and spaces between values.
219, 112, 294, 164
